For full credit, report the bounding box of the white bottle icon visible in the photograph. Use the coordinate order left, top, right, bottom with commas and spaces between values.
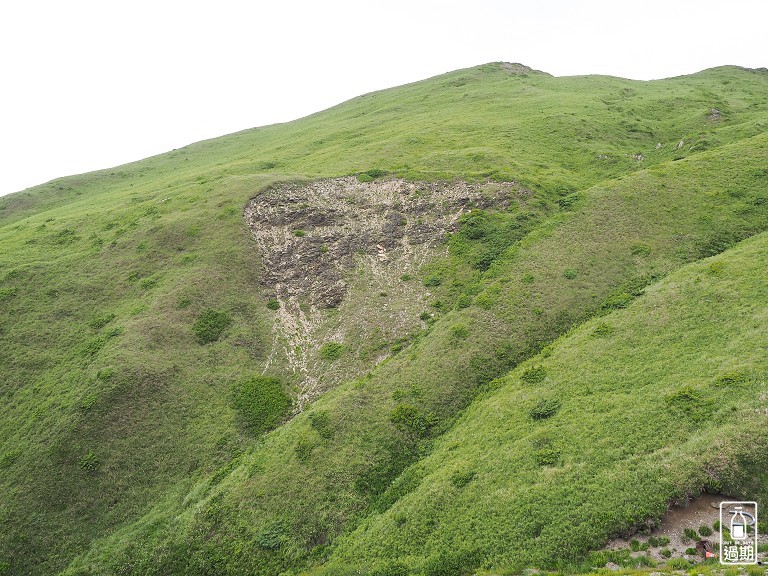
731, 506, 747, 540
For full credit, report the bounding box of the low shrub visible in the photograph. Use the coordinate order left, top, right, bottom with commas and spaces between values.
369, 561, 409, 576
563, 268, 577, 279
660, 548, 672, 558
521, 365, 546, 384
293, 229, 305, 237
450, 469, 476, 488
698, 524, 713, 536
266, 299, 280, 310
450, 324, 469, 340
88, 313, 116, 330
231, 376, 292, 435
389, 404, 436, 436
630, 242, 652, 256
294, 435, 315, 462
257, 521, 286, 550
683, 527, 698, 541
193, 309, 232, 344
685, 547, 697, 555
529, 397, 561, 420
714, 371, 746, 386
423, 274, 442, 287
592, 322, 614, 337
601, 291, 633, 310
667, 558, 691, 569
320, 342, 345, 361
79, 450, 99, 472
309, 411, 334, 439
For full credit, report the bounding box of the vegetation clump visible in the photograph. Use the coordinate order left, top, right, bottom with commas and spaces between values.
231, 376, 292, 435
192, 308, 232, 344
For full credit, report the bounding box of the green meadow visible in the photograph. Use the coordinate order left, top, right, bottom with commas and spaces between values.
0, 63, 766, 575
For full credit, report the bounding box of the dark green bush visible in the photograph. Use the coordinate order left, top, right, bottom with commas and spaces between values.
665, 386, 712, 422
231, 376, 292, 435
667, 558, 691, 569
521, 365, 546, 384
193, 309, 232, 344
450, 469, 476, 488
294, 435, 315, 462
530, 397, 561, 420
423, 274, 442, 287
698, 524, 713, 536
320, 342, 345, 361
309, 411, 334, 439
266, 299, 280, 310
685, 547, 697, 555
660, 548, 671, 558
293, 229, 305, 237
532, 436, 561, 466
257, 521, 285, 550
563, 268, 577, 279
389, 404, 435, 436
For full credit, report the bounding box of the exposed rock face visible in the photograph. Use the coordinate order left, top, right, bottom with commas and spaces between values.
244, 176, 524, 407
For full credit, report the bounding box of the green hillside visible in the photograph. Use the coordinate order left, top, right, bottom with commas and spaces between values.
0, 62, 766, 576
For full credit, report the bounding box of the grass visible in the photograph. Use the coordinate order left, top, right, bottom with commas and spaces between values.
0, 62, 766, 575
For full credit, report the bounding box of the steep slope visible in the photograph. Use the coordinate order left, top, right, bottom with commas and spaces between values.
0, 63, 766, 575
322, 228, 768, 574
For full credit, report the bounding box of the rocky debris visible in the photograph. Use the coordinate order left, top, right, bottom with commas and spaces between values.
708, 107, 721, 121
245, 176, 525, 407
675, 140, 685, 150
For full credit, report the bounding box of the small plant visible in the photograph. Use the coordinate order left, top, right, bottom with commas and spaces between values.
389, 404, 436, 436
88, 313, 116, 330
563, 268, 577, 279
714, 371, 746, 386
708, 260, 726, 276
294, 435, 315, 462
79, 450, 99, 472
423, 274, 442, 287
660, 548, 672, 558
532, 437, 561, 467
685, 547, 697, 555
450, 324, 469, 339
698, 524, 713, 536
320, 342, 345, 361
521, 365, 546, 384
529, 397, 561, 420
602, 291, 633, 310
419, 311, 432, 321
630, 539, 641, 551
450, 469, 476, 488
448, 289, 470, 309
399, 273, 411, 281
683, 527, 698, 541
667, 558, 691, 569
320, 244, 329, 254
257, 521, 285, 550
193, 309, 232, 344
522, 272, 534, 283
630, 242, 652, 256
293, 229, 306, 237
713, 520, 721, 531
593, 322, 614, 337
309, 411, 334, 439
176, 296, 191, 309
657, 536, 670, 547
266, 299, 280, 310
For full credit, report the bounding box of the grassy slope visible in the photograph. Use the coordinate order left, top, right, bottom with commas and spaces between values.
324, 228, 768, 575
0, 63, 766, 575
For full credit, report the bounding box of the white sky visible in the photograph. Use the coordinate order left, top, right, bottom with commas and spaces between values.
1, 0, 766, 197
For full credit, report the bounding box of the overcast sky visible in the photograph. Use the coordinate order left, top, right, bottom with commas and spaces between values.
1, 0, 766, 197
